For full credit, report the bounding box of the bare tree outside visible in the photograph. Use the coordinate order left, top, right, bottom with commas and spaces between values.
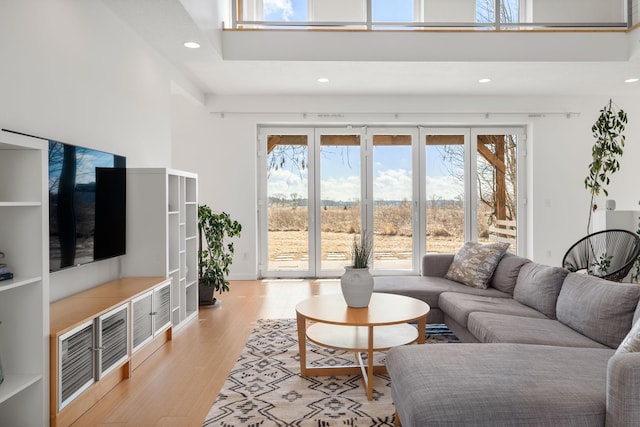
476, 0, 519, 25
437, 134, 518, 250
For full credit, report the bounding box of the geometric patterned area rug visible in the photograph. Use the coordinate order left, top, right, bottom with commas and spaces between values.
202, 318, 459, 426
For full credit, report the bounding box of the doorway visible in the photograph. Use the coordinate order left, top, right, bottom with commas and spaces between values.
259, 125, 525, 278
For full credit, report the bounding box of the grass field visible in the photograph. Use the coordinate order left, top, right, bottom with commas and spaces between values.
268, 203, 494, 263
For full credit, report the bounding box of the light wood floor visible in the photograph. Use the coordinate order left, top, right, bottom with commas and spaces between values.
72, 279, 342, 427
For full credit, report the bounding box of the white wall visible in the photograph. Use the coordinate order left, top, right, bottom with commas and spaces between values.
310, 0, 366, 22
172, 95, 259, 279
422, 0, 476, 23
529, 0, 624, 23
172, 94, 640, 279
0, 0, 185, 301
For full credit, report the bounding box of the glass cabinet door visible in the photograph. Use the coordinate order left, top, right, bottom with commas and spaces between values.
59, 321, 95, 410
132, 291, 154, 352
97, 304, 129, 379
153, 281, 172, 335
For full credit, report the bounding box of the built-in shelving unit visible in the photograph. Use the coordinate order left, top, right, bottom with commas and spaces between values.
123, 168, 199, 329
0, 130, 48, 426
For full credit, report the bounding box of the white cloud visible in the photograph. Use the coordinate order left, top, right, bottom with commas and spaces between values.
267, 167, 463, 202
321, 176, 361, 202
373, 169, 462, 201
425, 175, 463, 200
374, 168, 412, 201
264, 0, 294, 20
268, 167, 307, 199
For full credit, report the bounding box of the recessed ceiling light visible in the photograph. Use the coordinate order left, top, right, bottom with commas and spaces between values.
624, 78, 639, 83
183, 41, 200, 49
317, 78, 329, 83
478, 78, 491, 83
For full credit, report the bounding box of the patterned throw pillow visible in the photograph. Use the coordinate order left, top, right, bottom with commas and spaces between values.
445, 242, 510, 289
616, 319, 640, 355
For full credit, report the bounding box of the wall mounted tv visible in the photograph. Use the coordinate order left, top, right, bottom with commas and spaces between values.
49, 140, 126, 272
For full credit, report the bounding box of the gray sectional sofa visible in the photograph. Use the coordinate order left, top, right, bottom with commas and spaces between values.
374, 253, 640, 426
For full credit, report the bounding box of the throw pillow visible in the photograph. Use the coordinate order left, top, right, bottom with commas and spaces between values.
616, 319, 640, 355
444, 241, 510, 289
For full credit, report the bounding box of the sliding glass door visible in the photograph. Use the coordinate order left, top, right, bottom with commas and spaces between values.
259, 125, 525, 278
368, 128, 418, 271
261, 129, 314, 276
473, 129, 523, 254
422, 130, 469, 254
420, 127, 525, 255
316, 128, 365, 276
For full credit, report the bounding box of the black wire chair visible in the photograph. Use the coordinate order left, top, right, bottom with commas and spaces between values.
562, 229, 640, 282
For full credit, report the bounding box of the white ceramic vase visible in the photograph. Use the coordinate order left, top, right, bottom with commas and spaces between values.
340, 266, 374, 308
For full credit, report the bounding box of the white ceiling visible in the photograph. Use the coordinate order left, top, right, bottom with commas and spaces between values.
103, 0, 640, 98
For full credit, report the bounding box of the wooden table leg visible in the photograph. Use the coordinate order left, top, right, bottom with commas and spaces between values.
296, 312, 307, 375
416, 314, 427, 344
367, 325, 374, 401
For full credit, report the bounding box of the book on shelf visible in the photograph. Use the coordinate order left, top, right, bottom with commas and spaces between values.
0, 265, 11, 275
0, 272, 13, 281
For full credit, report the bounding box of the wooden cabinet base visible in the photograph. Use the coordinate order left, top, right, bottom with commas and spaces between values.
131, 327, 172, 371
51, 363, 130, 427
49, 277, 178, 427
50, 330, 172, 427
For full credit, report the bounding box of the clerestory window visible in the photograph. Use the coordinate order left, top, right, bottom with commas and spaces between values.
235, 0, 630, 29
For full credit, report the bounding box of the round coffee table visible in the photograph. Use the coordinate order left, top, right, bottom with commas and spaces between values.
295, 292, 430, 400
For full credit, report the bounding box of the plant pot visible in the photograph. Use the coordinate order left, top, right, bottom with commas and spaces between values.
340, 266, 374, 308
198, 281, 217, 306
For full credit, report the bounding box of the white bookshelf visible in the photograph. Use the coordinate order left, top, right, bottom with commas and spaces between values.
123, 168, 199, 329
0, 130, 48, 426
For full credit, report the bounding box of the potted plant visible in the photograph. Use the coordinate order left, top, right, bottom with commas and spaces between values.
340, 231, 374, 308
198, 204, 242, 306
584, 99, 627, 233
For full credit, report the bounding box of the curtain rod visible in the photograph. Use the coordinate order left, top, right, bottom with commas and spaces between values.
209, 111, 580, 119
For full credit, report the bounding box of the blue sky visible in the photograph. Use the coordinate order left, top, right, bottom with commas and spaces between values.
268, 143, 463, 202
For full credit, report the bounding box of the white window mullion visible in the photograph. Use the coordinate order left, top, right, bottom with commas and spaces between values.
468, 129, 478, 242
516, 129, 528, 257
364, 128, 373, 238
413, 126, 423, 272
312, 128, 323, 276
257, 128, 268, 274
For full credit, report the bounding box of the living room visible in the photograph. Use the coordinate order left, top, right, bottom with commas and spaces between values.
2, 0, 640, 425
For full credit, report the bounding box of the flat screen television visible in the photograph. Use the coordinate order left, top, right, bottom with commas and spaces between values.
49, 140, 126, 272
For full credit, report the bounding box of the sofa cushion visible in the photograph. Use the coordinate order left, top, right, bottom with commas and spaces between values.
489, 253, 531, 295
468, 312, 608, 348
556, 273, 640, 349
616, 319, 640, 355
386, 343, 613, 426
373, 276, 510, 309
513, 263, 569, 319
439, 292, 547, 328
422, 253, 454, 277
444, 241, 510, 289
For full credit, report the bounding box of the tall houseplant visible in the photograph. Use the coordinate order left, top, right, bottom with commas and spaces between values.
340, 231, 374, 308
584, 99, 627, 233
198, 205, 242, 305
